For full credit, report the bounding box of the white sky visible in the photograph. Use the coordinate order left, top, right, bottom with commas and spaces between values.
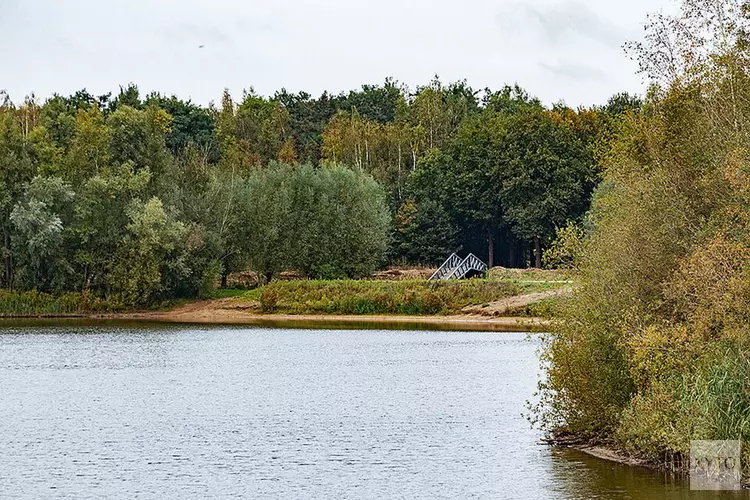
1, 0, 676, 107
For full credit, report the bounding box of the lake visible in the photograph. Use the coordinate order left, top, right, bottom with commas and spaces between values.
0, 323, 740, 498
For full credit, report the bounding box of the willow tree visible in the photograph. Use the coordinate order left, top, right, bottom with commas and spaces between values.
242, 163, 390, 281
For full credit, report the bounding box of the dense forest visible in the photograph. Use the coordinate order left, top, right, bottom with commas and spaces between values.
0, 77, 636, 306
540, 0, 750, 472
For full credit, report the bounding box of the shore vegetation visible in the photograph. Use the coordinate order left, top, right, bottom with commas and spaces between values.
538, 0, 750, 474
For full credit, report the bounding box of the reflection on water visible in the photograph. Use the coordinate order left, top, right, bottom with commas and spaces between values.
547, 448, 746, 499
0, 316, 538, 332
0, 324, 743, 499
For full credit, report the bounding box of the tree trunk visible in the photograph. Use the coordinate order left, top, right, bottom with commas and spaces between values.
487, 227, 494, 268
221, 257, 230, 289
397, 142, 402, 201
508, 241, 516, 269
534, 237, 542, 269
3, 230, 12, 291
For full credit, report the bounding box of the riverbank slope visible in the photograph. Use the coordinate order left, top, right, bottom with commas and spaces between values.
101, 295, 551, 331
0, 269, 573, 331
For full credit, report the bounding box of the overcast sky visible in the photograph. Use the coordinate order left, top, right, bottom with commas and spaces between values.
1, 0, 676, 107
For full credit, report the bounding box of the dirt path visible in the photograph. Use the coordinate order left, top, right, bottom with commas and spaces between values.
462, 287, 572, 316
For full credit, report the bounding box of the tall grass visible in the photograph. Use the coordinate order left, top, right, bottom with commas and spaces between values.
685, 344, 750, 444
253, 279, 521, 315
0, 290, 111, 316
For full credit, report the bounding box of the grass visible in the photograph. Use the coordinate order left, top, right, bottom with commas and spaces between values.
232, 279, 521, 315
514, 296, 564, 318
486, 268, 575, 290
211, 289, 249, 299
219, 269, 576, 317
0, 290, 112, 317
0, 269, 574, 318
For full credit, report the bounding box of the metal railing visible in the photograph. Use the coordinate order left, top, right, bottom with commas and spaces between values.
429, 253, 462, 281
429, 253, 488, 281
444, 253, 487, 280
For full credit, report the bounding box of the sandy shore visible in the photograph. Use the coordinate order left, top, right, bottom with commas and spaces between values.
100, 302, 548, 331
0, 292, 554, 332
98, 289, 559, 331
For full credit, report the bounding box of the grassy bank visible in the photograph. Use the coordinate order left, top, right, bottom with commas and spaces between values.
486, 267, 576, 287
228, 272, 572, 316
0, 290, 113, 317
0, 269, 573, 319
251, 280, 520, 315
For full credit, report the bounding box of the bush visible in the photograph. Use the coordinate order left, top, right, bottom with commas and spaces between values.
260, 287, 280, 313
543, 221, 585, 270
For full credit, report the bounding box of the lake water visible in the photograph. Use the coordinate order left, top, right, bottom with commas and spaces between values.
0, 323, 742, 499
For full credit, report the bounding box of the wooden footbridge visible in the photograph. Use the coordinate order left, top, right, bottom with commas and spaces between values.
429, 253, 488, 281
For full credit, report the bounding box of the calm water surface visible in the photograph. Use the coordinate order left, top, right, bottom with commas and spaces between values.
0, 323, 743, 499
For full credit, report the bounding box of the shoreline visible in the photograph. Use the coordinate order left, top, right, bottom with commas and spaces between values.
543, 434, 669, 471
0, 309, 548, 332
0, 310, 549, 332
0, 276, 568, 332
571, 445, 654, 469
115, 290, 554, 331
113, 311, 547, 332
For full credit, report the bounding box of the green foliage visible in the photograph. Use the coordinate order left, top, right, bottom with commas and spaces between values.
402, 99, 598, 267
539, 0, 750, 470
243, 163, 391, 281
10, 176, 74, 291
144, 92, 218, 159
497, 107, 595, 244
391, 198, 460, 265
243, 163, 293, 281
543, 222, 586, 270
1, 77, 625, 312
109, 197, 188, 306
0, 290, 111, 316
107, 105, 172, 175
251, 279, 520, 316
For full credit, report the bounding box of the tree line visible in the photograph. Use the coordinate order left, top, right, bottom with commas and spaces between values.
0, 79, 637, 305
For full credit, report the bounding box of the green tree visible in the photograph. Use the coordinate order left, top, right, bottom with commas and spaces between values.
291, 164, 390, 278
243, 163, 293, 282
65, 107, 110, 183
107, 105, 172, 177
144, 93, 218, 161
498, 108, 596, 267
10, 177, 74, 291
73, 164, 151, 295
109, 197, 188, 306
242, 163, 390, 280
392, 198, 460, 265
0, 101, 36, 289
